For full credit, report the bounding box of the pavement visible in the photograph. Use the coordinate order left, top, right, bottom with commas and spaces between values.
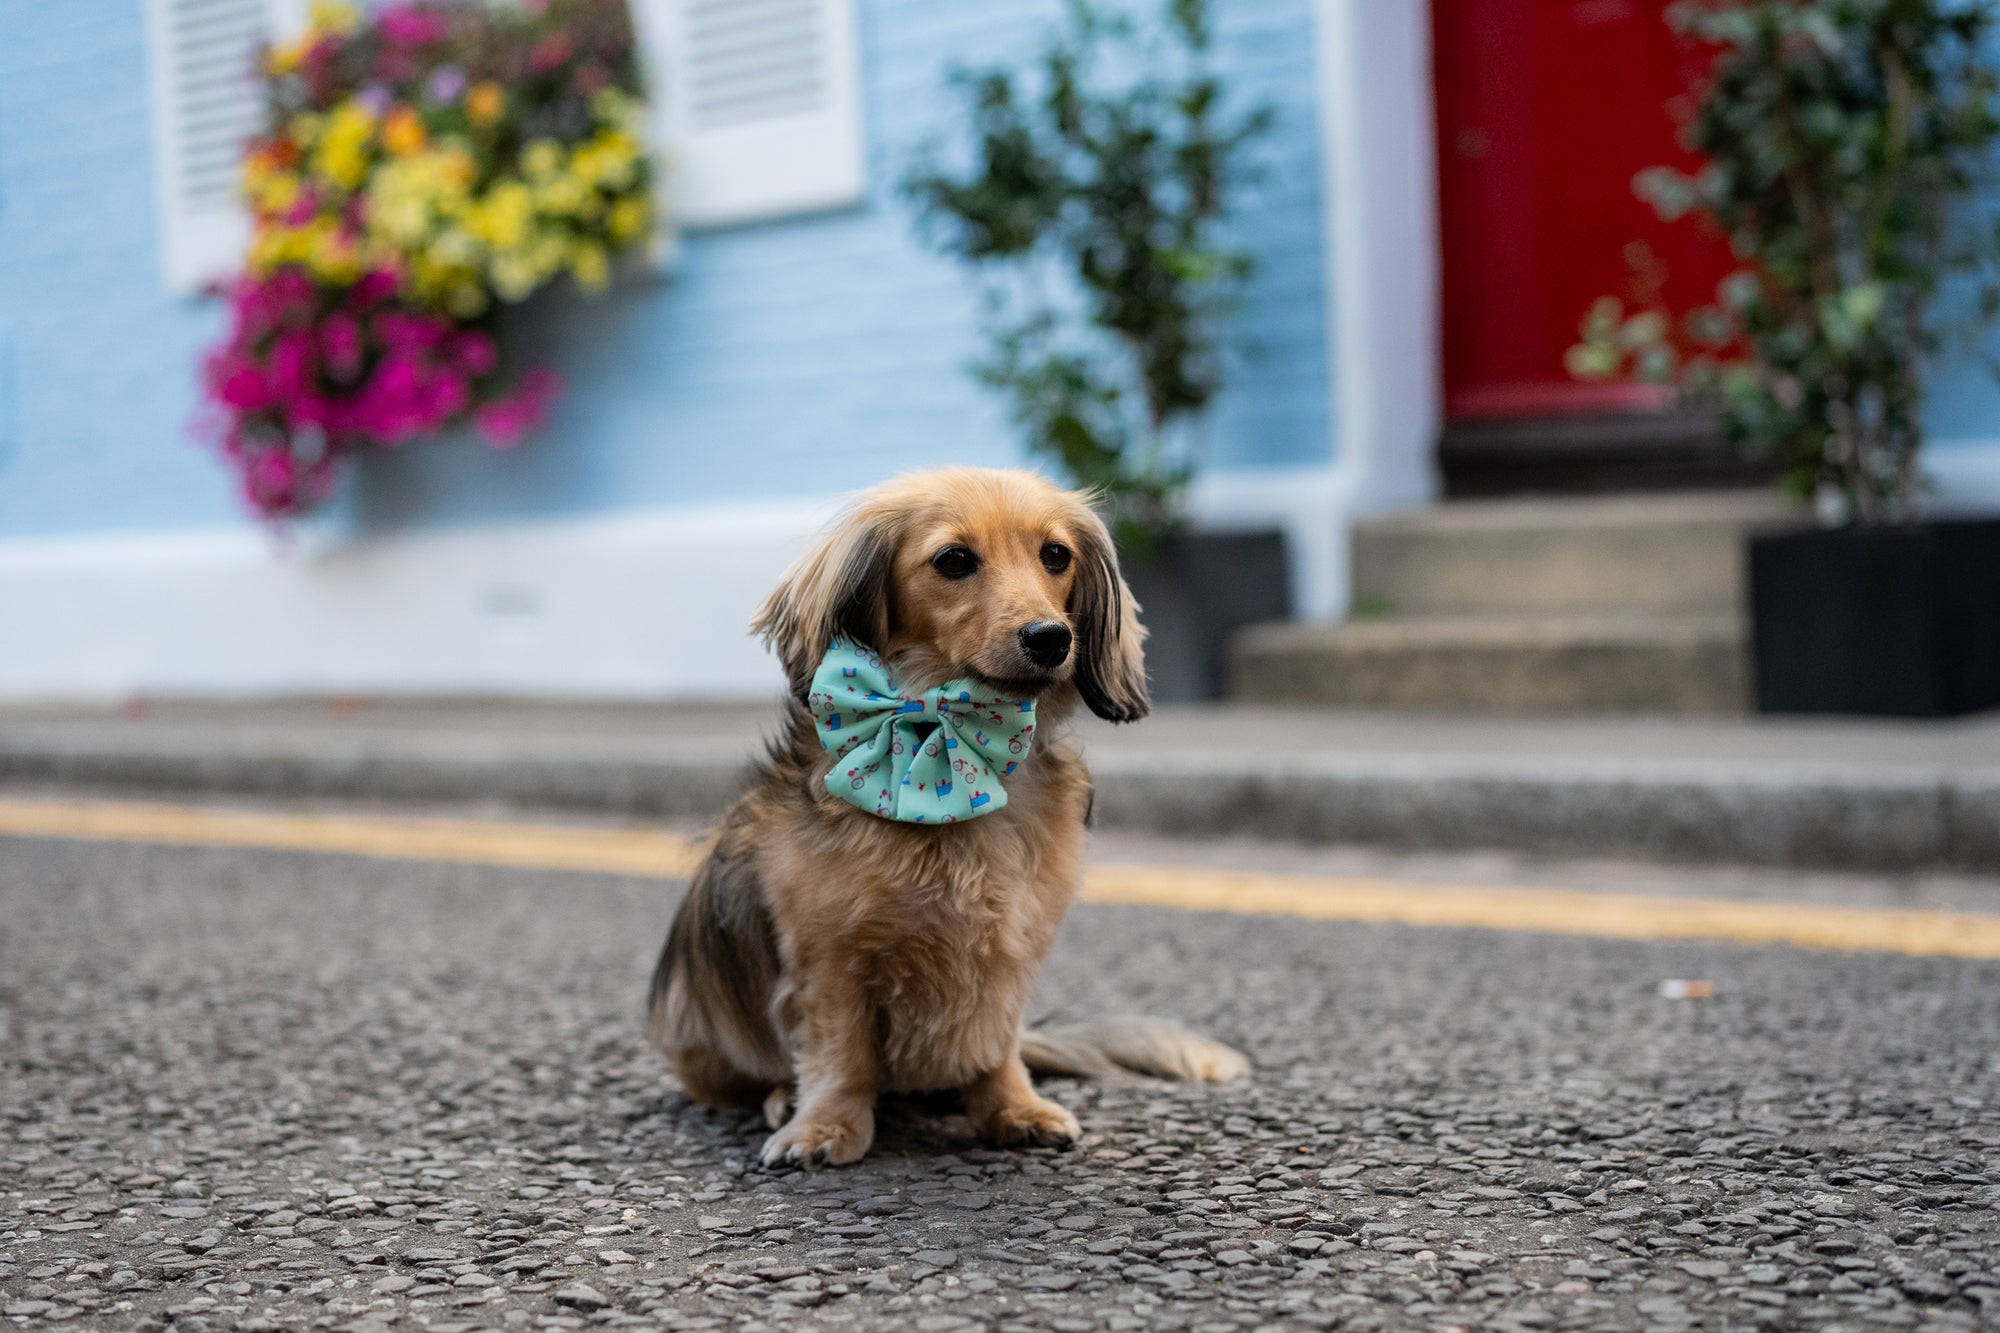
4, 800, 2000, 1333
3, 700, 1999, 871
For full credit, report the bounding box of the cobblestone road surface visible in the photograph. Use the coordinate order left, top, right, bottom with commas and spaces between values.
3, 836, 1998, 1332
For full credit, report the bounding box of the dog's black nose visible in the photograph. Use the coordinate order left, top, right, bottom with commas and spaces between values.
1019, 620, 1073, 669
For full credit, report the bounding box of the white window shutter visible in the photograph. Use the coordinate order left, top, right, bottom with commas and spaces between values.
633, 0, 868, 229
143, 0, 304, 295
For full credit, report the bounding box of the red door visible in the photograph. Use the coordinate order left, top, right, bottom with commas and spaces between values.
1432, 0, 1735, 420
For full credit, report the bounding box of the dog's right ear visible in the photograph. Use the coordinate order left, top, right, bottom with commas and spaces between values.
752, 501, 898, 702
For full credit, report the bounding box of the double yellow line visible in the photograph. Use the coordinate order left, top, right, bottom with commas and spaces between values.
3, 797, 1998, 959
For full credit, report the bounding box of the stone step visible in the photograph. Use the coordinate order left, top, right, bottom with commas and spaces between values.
1351, 491, 1795, 618
1229, 615, 1749, 715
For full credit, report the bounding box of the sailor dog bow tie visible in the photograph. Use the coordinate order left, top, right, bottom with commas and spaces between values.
809, 637, 1037, 823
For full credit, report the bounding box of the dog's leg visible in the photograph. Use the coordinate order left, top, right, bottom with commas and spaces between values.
965, 1046, 1080, 1150
761, 1084, 795, 1130
760, 967, 878, 1168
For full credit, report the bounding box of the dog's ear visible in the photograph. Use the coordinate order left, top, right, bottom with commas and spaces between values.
1068, 508, 1150, 723
753, 501, 898, 701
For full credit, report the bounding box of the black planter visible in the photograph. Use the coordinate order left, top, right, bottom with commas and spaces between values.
1748, 517, 2000, 717
1121, 530, 1291, 702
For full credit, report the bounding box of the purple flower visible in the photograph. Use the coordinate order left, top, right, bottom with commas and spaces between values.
426, 64, 467, 104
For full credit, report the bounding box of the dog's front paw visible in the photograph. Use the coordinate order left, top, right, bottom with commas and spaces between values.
977, 1095, 1080, 1150
760, 1109, 874, 1168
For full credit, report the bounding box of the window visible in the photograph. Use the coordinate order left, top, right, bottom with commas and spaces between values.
631, 0, 867, 229
143, 0, 305, 295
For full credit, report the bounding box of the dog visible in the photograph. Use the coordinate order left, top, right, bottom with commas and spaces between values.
648, 467, 1246, 1167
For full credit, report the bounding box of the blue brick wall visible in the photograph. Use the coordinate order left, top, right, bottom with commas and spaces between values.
0, 0, 1334, 542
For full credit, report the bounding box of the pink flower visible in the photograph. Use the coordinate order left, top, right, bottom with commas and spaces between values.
238, 445, 334, 519
449, 331, 497, 376
379, 5, 451, 47
350, 269, 400, 308
208, 360, 272, 412
474, 367, 562, 448
270, 330, 318, 400
529, 32, 573, 73
321, 312, 364, 380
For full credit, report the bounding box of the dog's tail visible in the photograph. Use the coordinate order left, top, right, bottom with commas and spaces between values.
1019, 1016, 1248, 1083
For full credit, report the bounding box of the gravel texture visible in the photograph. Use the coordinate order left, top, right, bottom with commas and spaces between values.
3, 834, 1999, 1332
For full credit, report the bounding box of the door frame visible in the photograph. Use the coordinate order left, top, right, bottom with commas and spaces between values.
1312, 0, 1443, 524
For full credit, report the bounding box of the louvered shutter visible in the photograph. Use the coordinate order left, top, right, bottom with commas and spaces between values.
143, 0, 305, 294
632, 0, 867, 229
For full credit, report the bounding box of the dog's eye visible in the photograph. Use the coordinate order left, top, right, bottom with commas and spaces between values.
1040, 542, 1073, 575
931, 546, 980, 580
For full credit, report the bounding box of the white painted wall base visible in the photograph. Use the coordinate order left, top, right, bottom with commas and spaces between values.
0, 469, 1341, 702
0, 499, 828, 702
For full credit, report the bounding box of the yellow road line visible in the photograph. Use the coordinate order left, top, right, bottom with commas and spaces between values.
0, 797, 707, 879
2, 797, 1997, 959
1083, 866, 2000, 960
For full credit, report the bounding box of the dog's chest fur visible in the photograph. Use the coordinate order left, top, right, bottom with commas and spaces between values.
761, 724, 1092, 1092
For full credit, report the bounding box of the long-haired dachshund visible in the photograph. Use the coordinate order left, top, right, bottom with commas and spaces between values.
649, 467, 1245, 1167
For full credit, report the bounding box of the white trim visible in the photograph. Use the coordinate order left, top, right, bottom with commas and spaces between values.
143, 0, 301, 296
1184, 466, 1346, 620
1925, 439, 2000, 515
1313, 0, 1442, 612
0, 500, 832, 702
0, 468, 1341, 702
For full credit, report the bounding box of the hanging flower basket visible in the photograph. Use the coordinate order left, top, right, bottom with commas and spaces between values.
202, 0, 659, 519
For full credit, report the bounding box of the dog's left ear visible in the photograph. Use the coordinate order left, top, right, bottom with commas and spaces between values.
1068, 509, 1150, 723
753, 501, 898, 702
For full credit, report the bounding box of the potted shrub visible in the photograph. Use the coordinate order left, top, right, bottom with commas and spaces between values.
1569, 0, 2000, 716
904, 0, 1287, 700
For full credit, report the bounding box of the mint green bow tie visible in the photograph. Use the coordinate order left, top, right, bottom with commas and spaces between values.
808, 637, 1038, 823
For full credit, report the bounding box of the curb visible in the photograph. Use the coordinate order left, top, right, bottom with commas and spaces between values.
1088, 751, 1999, 874
1, 728, 1994, 873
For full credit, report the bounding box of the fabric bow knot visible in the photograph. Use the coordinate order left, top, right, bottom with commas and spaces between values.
808, 637, 1037, 823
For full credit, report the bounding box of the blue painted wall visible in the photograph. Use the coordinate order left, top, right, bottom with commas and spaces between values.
0, 0, 1333, 542
0, 1, 250, 540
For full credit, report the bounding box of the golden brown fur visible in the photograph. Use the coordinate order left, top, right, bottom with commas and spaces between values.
648, 467, 1244, 1168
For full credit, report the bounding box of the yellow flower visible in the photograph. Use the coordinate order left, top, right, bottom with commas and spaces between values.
591, 87, 647, 138
466, 178, 535, 252
427, 228, 480, 271
606, 195, 651, 243
445, 284, 489, 319
313, 100, 376, 191
466, 82, 506, 127
491, 252, 538, 302
309, 1, 360, 36
571, 241, 610, 292
533, 172, 590, 217
366, 150, 476, 256
572, 131, 639, 191
383, 107, 427, 157
256, 171, 303, 219
267, 39, 306, 75
520, 138, 563, 181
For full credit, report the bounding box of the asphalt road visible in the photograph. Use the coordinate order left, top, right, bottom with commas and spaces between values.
3, 831, 1999, 1333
